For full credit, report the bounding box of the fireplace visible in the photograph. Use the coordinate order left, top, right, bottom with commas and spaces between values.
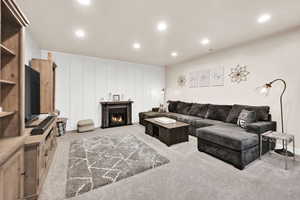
101, 101, 133, 128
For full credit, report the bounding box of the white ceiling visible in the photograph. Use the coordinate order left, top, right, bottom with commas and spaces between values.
18, 0, 300, 66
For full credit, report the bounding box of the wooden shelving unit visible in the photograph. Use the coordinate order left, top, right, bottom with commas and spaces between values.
0, 0, 29, 138
0, 1, 29, 200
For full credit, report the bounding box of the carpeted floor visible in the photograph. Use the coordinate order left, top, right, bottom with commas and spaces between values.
39, 124, 300, 200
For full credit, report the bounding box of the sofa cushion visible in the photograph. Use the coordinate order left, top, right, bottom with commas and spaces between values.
194, 118, 225, 128
176, 102, 193, 115
196, 125, 258, 151
226, 104, 270, 124
188, 103, 209, 118
167, 100, 179, 113
142, 111, 164, 118
205, 104, 232, 122
246, 121, 277, 134
176, 114, 202, 125
163, 112, 184, 120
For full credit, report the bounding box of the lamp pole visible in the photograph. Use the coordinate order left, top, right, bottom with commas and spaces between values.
268, 79, 286, 133
268, 79, 293, 156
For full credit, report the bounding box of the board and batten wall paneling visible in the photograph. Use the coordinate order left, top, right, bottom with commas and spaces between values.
41, 50, 165, 130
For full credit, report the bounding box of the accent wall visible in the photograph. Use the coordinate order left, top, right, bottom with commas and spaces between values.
41, 50, 165, 130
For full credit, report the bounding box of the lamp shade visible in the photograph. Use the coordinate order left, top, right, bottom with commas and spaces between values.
256, 83, 272, 96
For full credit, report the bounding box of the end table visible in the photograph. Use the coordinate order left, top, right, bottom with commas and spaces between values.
260, 131, 295, 170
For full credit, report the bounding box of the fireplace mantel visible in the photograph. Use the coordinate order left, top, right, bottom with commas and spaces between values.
100, 101, 134, 105
100, 101, 133, 128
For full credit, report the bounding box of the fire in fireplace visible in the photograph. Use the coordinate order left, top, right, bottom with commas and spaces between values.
111, 116, 123, 123
109, 107, 127, 127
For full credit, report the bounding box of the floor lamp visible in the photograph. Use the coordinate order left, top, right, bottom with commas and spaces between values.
256, 78, 293, 156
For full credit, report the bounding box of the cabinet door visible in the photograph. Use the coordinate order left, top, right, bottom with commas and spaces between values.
24, 144, 39, 198
0, 148, 24, 200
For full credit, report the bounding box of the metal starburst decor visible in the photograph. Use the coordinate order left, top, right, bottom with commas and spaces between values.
177, 75, 186, 87
228, 65, 250, 83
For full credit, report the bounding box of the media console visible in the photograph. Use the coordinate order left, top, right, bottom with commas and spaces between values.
24, 115, 58, 200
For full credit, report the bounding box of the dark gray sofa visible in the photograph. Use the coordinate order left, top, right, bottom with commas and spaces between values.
139, 101, 277, 169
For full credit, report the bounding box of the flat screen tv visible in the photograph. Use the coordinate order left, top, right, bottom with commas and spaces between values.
25, 65, 40, 123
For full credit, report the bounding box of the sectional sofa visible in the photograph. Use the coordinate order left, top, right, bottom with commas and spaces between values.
139, 101, 277, 169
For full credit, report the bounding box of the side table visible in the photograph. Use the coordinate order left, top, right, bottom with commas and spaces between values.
260, 131, 295, 170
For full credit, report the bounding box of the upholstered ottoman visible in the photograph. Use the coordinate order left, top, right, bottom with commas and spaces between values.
77, 119, 95, 133
196, 125, 275, 169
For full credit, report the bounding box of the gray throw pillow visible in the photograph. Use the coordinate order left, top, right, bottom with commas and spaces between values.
237, 109, 257, 128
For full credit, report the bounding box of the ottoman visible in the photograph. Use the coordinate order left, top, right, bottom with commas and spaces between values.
77, 119, 95, 133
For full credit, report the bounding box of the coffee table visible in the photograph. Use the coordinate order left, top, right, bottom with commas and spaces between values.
145, 118, 189, 146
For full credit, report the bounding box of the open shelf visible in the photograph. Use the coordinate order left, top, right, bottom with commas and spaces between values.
0, 79, 16, 85
0, 111, 15, 118
0, 44, 15, 56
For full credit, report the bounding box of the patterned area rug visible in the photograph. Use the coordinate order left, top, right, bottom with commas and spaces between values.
66, 134, 169, 198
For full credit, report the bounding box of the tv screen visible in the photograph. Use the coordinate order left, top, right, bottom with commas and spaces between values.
25, 65, 40, 122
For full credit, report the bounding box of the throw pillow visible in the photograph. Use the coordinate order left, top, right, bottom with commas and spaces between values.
237, 109, 257, 128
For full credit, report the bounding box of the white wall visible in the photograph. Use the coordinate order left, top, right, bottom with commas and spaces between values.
41, 50, 165, 130
166, 28, 300, 148
25, 29, 41, 64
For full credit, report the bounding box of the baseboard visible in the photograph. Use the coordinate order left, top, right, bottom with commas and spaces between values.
276, 142, 300, 155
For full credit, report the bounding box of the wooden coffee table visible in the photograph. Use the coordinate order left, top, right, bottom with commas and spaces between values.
145, 118, 189, 146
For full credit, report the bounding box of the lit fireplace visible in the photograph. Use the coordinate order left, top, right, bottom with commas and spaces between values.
101, 101, 133, 128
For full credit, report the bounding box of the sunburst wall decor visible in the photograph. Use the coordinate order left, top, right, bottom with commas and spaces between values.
228, 65, 250, 83
177, 75, 186, 87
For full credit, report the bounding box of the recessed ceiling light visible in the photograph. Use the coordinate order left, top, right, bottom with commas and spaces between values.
157, 21, 168, 32
133, 42, 141, 49
77, 0, 91, 6
75, 29, 85, 39
171, 52, 178, 57
201, 38, 210, 45
257, 14, 271, 24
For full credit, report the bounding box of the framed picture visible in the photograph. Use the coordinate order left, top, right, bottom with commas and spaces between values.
113, 94, 120, 101
188, 69, 210, 88
210, 66, 224, 86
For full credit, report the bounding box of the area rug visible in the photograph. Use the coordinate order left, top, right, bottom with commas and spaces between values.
65, 134, 169, 198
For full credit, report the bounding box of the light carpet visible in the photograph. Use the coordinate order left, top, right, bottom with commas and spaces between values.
39, 124, 300, 200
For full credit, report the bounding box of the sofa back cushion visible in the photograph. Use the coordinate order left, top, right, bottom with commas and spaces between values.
226, 104, 270, 124
188, 103, 209, 118
176, 101, 193, 115
167, 100, 179, 113
205, 104, 232, 122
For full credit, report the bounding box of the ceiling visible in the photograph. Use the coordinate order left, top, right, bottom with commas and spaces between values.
18, 0, 300, 66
